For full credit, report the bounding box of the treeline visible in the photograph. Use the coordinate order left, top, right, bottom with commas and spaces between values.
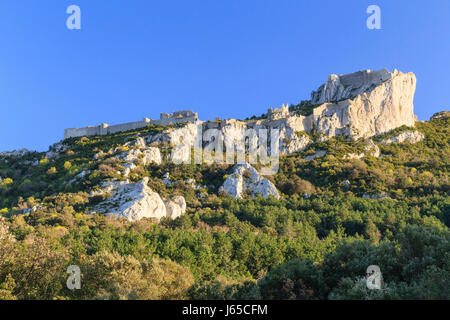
1, 191, 448, 299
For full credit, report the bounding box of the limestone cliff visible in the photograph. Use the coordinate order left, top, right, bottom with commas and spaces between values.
147, 68, 418, 160
62, 68, 418, 158
310, 69, 417, 139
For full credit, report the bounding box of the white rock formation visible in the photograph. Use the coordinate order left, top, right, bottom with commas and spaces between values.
311, 69, 417, 139
311, 69, 393, 104
60, 68, 418, 162
172, 195, 187, 213
304, 150, 327, 160
142, 148, 163, 165
166, 122, 202, 164
119, 147, 162, 166
380, 131, 424, 145
0, 149, 33, 158
135, 137, 146, 149
92, 177, 186, 222
430, 111, 450, 121
220, 162, 280, 199
164, 196, 187, 219
194, 69, 416, 158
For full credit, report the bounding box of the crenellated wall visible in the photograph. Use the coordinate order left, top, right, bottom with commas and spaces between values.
64, 111, 198, 139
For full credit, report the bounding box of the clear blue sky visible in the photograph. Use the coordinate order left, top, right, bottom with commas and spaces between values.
1, 0, 449, 151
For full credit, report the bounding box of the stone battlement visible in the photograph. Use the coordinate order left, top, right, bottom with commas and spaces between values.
267, 104, 290, 120
64, 111, 198, 139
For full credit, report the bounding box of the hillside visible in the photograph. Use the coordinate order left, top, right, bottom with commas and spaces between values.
0, 70, 449, 300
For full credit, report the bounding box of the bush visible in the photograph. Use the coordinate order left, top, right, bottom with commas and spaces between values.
258, 259, 327, 300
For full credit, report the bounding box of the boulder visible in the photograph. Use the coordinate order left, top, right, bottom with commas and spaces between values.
142, 148, 162, 165
219, 162, 280, 199
92, 177, 187, 222
94, 177, 167, 222
172, 195, 187, 213
163, 196, 186, 219
381, 131, 425, 145
135, 137, 146, 149
120, 147, 162, 165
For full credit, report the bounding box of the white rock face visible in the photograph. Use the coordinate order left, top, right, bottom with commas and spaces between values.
122, 163, 137, 178
59, 68, 418, 164
172, 196, 187, 213
220, 162, 280, 199
94, 178, 167, 222
430, 111, 450, 121
93, 177, 186, 222
164, 196, 186, 219
192, 69, 416, 159
119, 147, 162, 165
311, 69, 417, 139
311, 69, 393, 104
0, 149, 33, 158
380, 131, 424, 145
135, 137, 146, 149
142, 148, 162, 165
164, 122, 202, 164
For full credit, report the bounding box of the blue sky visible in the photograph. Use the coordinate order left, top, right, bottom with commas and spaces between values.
0, 0, 449, 151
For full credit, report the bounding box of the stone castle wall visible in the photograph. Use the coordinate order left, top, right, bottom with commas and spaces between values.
64, 111, 198, 139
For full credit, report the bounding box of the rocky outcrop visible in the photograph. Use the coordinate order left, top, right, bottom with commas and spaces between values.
60, 68, 419, 162
343, 139, 380, 159
380, 131, 424, 145
164, 196, 187, 219
93, 177, 186, 222
119, 147, 162, 166
0, 149, 33, 158
311, 69, 393, 104
196, 68, 417, 158
430, 111, 450, 121
219, 162, 280, 199
311, 69, 417, 139
166, 122, 201, 164
172, 196, 187, 213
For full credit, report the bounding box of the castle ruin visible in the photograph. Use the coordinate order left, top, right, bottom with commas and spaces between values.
64, 110, 198, 139
267, 104, 290, 120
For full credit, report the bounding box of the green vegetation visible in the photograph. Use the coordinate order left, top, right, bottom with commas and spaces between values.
0, 116, 448, 300
289, 100, 322, 116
